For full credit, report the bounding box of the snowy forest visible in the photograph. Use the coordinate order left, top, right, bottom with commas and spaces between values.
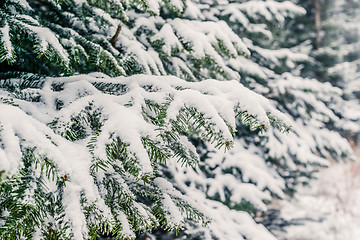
0, 0, 360, 239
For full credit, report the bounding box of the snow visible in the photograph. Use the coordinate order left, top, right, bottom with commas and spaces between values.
250, 44, 309, 69
166, 156, 279, 240
11, 0, 31, 9
14, 16, 69, 63
0, 23, 13, 60
119, 26, 166, 75
146, 0, 162, 15
0, 104, 113, 238
156, 178, 185, 226
222, 7, 249, 26
0, 72, 290, 238
95, 104, 156, 174
169, 0, 185, 12
170, 19, 249, 60
150, 23, 183, 56
0, 110, 23, 172
2, 0, 360, 238
228, 1, 306, 24
228, 56, 270, 80
278, 162, 360, 240
273, 1, 360, 237
215, 141, 285, 198
117, 211, 136, 238
183, 0, 203, 20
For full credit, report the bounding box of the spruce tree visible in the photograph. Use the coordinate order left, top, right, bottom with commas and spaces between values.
0, 0, 359, 239
328, 0, 360, 138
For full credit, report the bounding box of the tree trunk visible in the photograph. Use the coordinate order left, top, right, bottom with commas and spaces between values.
315, 0, 321, 49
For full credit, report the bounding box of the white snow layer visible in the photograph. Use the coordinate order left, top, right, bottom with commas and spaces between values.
0, 22, 13, 59
15, 16, 69, 63
0, 73, 288, 239
278, 162, 360, 240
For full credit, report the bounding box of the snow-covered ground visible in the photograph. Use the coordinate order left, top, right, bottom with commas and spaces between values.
278, 156, 360, 240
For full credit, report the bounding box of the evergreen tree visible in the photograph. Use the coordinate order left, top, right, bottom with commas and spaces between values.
287, 0, 340, 83
272, 1, 360, 238
0, 0, 359, 239
328, 0, 360, 139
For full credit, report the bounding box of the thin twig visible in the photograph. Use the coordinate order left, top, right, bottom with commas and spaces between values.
110, 24, 122, 48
